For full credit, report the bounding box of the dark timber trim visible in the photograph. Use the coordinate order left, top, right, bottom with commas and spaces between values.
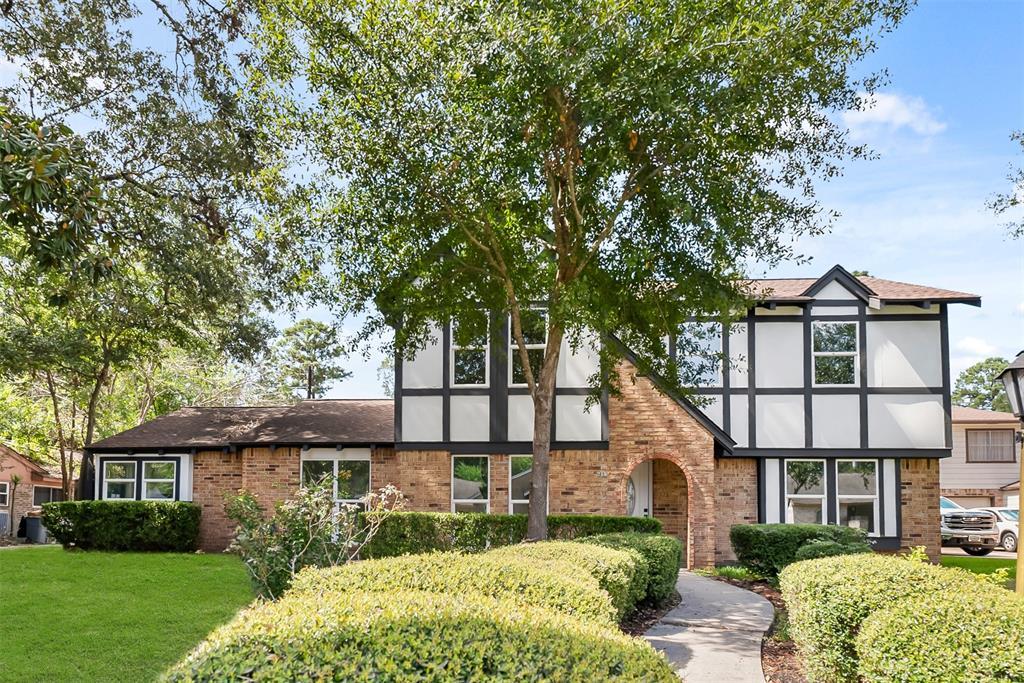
803, 306, 813, 447
859, 304, 869, 449
757, 457, 767, 523
940, 304, 953, 448
747, 309, 757, 449
95, 454, 183, 502
825, 459, 838, 524
395, 440, 610, 454
728, 447, 951, 459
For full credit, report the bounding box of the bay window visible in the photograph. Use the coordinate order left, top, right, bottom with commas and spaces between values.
452, 455, 488, 512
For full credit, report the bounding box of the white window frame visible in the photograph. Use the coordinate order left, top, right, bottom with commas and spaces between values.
0, 481, 8, 507
679, 321, 723, 387
300, 448, 372, 506
450, 316, 489, 387
141, 461, 177, 501
451, 454, 489, 513
508, 309, 548, 387
784, 459, 827, 524
102, 460, 137, 501
811, 320, 859, 387
508, 456, 548, 514
836, 459, 879, 537
32, 485, 63, 507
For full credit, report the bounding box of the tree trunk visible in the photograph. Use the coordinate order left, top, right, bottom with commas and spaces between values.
77, 361, 110, 492
526, 325, 564, 541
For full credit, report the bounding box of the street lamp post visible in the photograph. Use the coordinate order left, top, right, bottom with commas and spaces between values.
997, 351, 1024, 595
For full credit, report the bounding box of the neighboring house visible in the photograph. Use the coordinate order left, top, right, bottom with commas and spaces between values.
940, 406, 1022, 508
0, 443, 66, 538
81, 265, 979, 566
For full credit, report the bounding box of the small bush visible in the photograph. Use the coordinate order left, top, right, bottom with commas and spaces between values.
856, 590, 1024, 682
487, 541, 644, 620
291, 551, 618, 625
41, 500, 200, 551
583, 532, 683, 602
793, 539, 870, 563
779, 553, 1004, 682
163, 589, 678, 682
730, 523, 868, 576
361, 511, 661, 558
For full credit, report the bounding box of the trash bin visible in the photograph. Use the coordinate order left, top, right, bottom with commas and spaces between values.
24, 516, 47, 544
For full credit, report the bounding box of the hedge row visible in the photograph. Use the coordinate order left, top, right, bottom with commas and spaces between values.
583, 532, 683, 602
360, 511, 662, 557
730, 523, 869, 577
779, 553, 1016, 682
41, 501, 201, 551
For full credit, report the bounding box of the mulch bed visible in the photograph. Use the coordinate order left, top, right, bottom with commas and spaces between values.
704, 575, 807, 683
619, 590, 682, 636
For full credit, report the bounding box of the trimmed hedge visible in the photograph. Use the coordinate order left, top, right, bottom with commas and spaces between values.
779, 553, 1004, 682
487, 541, 644, 620
793, 539, 870, 563
583, 532, 683, 602
730, 523, 869, 577
360, 511, 661, 558
290, 551, 618, 625
41, 500, 201, 551
163, 589, 678, 682
857, 590, 1024, 682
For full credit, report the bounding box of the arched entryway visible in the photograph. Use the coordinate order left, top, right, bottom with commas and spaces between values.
625, 457, 691, 564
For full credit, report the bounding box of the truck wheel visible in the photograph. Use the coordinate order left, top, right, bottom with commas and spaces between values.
1002, 532, 1017, 553
963, 546, 993, 556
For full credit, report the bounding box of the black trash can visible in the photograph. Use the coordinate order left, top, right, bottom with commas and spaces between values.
24, 516, 47, 544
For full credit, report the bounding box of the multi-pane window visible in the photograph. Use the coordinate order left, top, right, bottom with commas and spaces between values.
103, 462, 136, 500
785, 460, 826, 523
0, 481, 8, 506
33, 486, 64, 506
966, 430, 1017, 463
812, 321, 858, 385
451, 313, 489, 386
509, 456, 533, 514
837, 460, 877, 535
452, 455, 488, 512
142, 462, 176, 500
509, 309, 547, 386
301, 451, 371, 507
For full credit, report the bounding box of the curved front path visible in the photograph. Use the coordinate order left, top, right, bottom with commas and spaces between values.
644, 571, 774, 682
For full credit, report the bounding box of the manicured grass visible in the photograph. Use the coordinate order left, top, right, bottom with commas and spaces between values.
941, 554, 1017, 588
0, 546, 253, 682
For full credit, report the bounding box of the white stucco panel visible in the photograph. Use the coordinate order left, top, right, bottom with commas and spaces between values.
811, 394, 860, 448
508, 395, 534, 441
866, 320, 942, 388
728, 323, 748, 388
178, 452, 193, 501
555, 395, 602, 441
814, 280, 859, 300
401, 324, 443, 389
754, 322, 804, 388
883, 459, 898, 536
730, 394, 749, 447
450, 395, 490, 441
764, 459, 782, 523
401, 395, 443, 441
557, 330, 600, 388
867, 395, 945, 448
756, 395, 805, 448
698, 395, 724, 429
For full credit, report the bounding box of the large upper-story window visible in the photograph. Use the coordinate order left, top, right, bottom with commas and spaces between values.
452, 455, 488, 512
679, 322, 722, 386
301, 450, 371, 507
451, 313, 489, 386
837, 460, 877, 535
812, 321, 858, 386
785, 460, 826, 523
966, 429, 1017, 463
509, 309, 547, 386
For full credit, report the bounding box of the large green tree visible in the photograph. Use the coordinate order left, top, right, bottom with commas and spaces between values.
953, 357, 1013, 414
269, 319, 352, 399
250, 0, 910, 539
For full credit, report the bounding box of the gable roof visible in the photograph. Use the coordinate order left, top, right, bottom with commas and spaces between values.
743, 266, 981, 306
87, 406, 291, 451
952, 406, 1019, 424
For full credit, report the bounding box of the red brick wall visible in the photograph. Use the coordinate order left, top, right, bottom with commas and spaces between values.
901, 458, 941, 561
192, 449, 243, 551
714, 458, 759, 563
652, 459, 687, 541
373, 448, 450, 511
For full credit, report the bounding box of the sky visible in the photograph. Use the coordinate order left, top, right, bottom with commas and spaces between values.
308, 0, 1024, 398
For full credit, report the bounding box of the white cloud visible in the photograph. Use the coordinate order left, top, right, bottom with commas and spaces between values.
955, 336, 998, 356
842, 92, 947, 138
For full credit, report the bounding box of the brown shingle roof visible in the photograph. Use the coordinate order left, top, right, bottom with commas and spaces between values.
741, 273, 979, 304
952, 406, 1019, 424
87, 406, 291, 451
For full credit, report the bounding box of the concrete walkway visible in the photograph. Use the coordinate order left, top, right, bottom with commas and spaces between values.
645, 571, 774, 683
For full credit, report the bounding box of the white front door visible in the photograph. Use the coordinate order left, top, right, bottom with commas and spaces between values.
627, 461, 652, 517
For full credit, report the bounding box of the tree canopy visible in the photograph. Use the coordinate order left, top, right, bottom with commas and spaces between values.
269, 319, 351, 399
953, 357, 1013, 414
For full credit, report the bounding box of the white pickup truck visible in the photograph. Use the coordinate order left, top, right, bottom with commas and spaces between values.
940, 497, 1000, 556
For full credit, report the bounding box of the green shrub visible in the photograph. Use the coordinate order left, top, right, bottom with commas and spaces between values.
583, 532, 683, 602
793, 539, 870, 563
41, 500, 200, 551
163, 589, 678, 682
487, 541, 644, 620
291, 551, 618, 625
779, 553, 1003, 682
856, 590, 1024, 682
730, 523, 868, 576
360, 511, 661, 558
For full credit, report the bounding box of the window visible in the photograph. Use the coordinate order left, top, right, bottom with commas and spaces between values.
301, 450, 371, 508
0, 481, 8, 507
33, 486, 64, 506
451, 313, 489, 386
837, 460, 877, 535
812, 321, 858, 386
678, 322, 722, 386
509, 309, 547, 386
509, 456, 533, 514
785, 460, 826, 523
142, 462, 176, 500
103, 461, 136, 500
966, 429, 1016, 463
452, 455, 488, 512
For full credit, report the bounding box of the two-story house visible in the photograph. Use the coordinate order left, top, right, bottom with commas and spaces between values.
80, 266, 980, 566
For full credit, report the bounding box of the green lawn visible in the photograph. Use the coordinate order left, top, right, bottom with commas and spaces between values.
941, 554, 1017, 588
0, 546, 253, 682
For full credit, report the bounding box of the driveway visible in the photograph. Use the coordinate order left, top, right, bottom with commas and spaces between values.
941, 547, 1016, 560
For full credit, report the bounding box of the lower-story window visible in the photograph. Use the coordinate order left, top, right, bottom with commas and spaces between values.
103, 461, 137, 500
785, 460, 826, 524
509, 456, 532, 514
300, 449, 371, 509
837, 459, 878, 535
0, 481, 8, 506
142, 462, 176, 500
33, 486, 65, 506
452, 455, 488, 512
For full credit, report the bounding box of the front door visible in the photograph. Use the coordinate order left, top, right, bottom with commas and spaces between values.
627, 461, 652, 517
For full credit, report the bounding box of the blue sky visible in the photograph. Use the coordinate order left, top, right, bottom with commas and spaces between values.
313, 0, 1024, 398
